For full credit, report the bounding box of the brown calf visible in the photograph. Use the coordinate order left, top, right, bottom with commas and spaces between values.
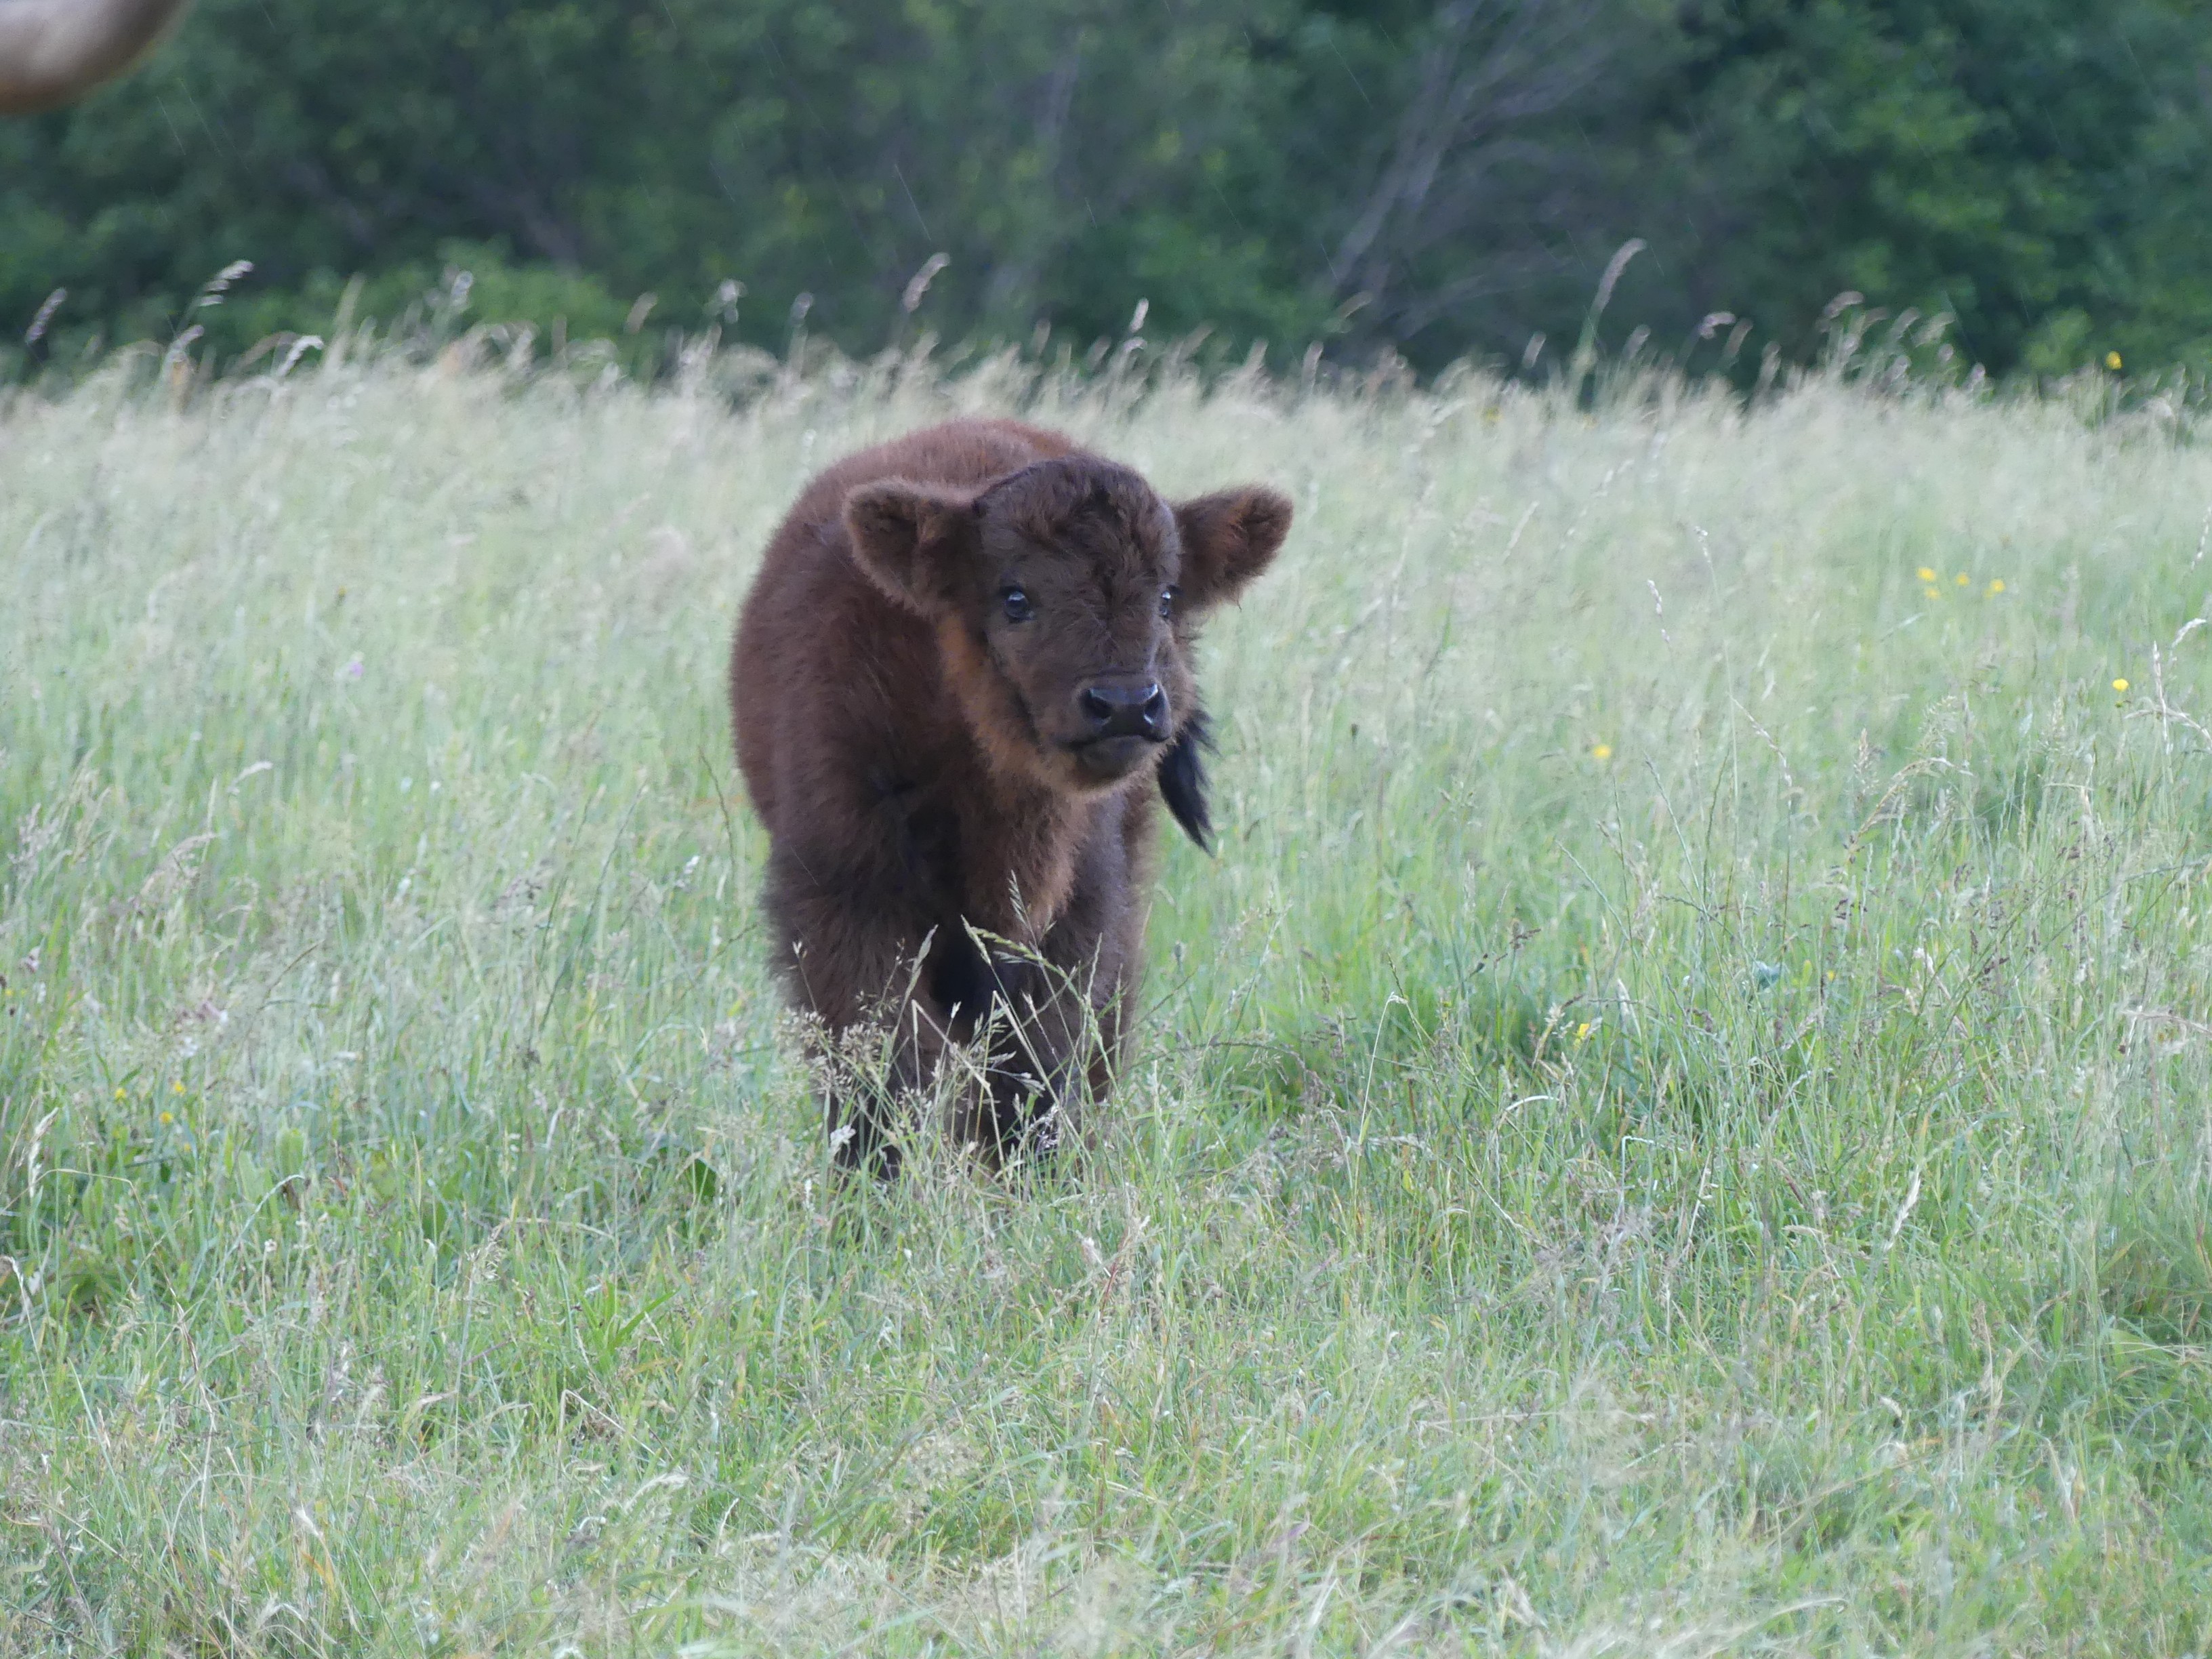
731, 418, 1290, 1172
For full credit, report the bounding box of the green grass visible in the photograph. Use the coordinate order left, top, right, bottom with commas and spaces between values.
5, 347, 2212, 1654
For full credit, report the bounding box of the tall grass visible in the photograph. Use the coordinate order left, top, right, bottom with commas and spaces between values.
3, 344, 2211, 1654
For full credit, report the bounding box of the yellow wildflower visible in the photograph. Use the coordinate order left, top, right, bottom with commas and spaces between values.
2113, 678, 2130, 694
2107, 351, 2123, 371
1986, 579, 2005, 596
1954, 573, 1969, 586
1575, 1022, 1592, 1041
1923, 586, 1941, 600
171, 1080, 184, 1094
160, 1111, 173, 1125
1592, 743, 1613, 761
1916, 567, 1937, 582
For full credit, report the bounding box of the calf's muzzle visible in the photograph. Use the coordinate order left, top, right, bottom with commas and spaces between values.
1078, 679, 1168, 742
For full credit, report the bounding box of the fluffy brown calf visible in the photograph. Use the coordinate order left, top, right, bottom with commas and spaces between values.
731, 418, 1290, 1172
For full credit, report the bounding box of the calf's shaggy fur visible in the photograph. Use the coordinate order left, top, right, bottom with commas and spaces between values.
731, 418, 1290, 1171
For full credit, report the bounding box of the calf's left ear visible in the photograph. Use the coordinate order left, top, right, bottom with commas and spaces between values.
844, 479, 979, 616
1173, 486, 1293, 609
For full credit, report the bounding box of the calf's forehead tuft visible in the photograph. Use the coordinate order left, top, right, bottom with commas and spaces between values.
983, 456, 1170, 556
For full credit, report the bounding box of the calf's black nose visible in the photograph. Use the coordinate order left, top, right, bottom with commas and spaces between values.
1080, 680, 1168, 741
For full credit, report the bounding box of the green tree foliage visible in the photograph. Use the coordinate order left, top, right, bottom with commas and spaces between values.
2, 0, 2208, 379
0, 0, 1342, 364
1643, 0, 2212, 377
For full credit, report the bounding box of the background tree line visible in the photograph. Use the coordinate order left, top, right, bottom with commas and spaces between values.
4, 0, 2209, 382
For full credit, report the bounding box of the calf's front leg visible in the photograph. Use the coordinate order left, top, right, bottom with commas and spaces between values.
961, 821, 1144, 1165
762, 844, 951, 1175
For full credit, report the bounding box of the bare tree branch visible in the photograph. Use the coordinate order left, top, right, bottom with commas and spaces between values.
1330, 0, 1623, 342
981, 29, 1084, 321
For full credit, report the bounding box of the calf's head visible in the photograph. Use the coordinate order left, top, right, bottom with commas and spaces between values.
846, 456, 1290, 796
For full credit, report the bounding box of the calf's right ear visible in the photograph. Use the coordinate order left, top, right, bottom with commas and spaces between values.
844, 480, 979, 616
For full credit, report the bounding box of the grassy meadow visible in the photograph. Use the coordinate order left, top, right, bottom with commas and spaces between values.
4, 343, 2212, 1654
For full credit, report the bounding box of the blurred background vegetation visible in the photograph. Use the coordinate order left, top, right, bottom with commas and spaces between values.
5, 0, 2210, 384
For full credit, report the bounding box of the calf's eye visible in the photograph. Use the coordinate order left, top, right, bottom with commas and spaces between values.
1002, 586, 1034, 623
1159, 585, 1179, 619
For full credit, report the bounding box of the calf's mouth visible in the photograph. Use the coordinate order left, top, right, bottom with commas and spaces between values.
1067, 733, 1164, 782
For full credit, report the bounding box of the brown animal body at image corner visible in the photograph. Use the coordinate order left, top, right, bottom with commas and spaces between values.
0, 0, 191, 114
731, 417, 1291, 1174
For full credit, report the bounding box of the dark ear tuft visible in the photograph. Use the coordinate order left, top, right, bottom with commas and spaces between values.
1158, 710, 1214, 852
844, 478, 978, 615
1173, 486, 1293, 609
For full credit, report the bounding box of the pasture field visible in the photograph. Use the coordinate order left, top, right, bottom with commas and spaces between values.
4, 344, 2212, 1656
